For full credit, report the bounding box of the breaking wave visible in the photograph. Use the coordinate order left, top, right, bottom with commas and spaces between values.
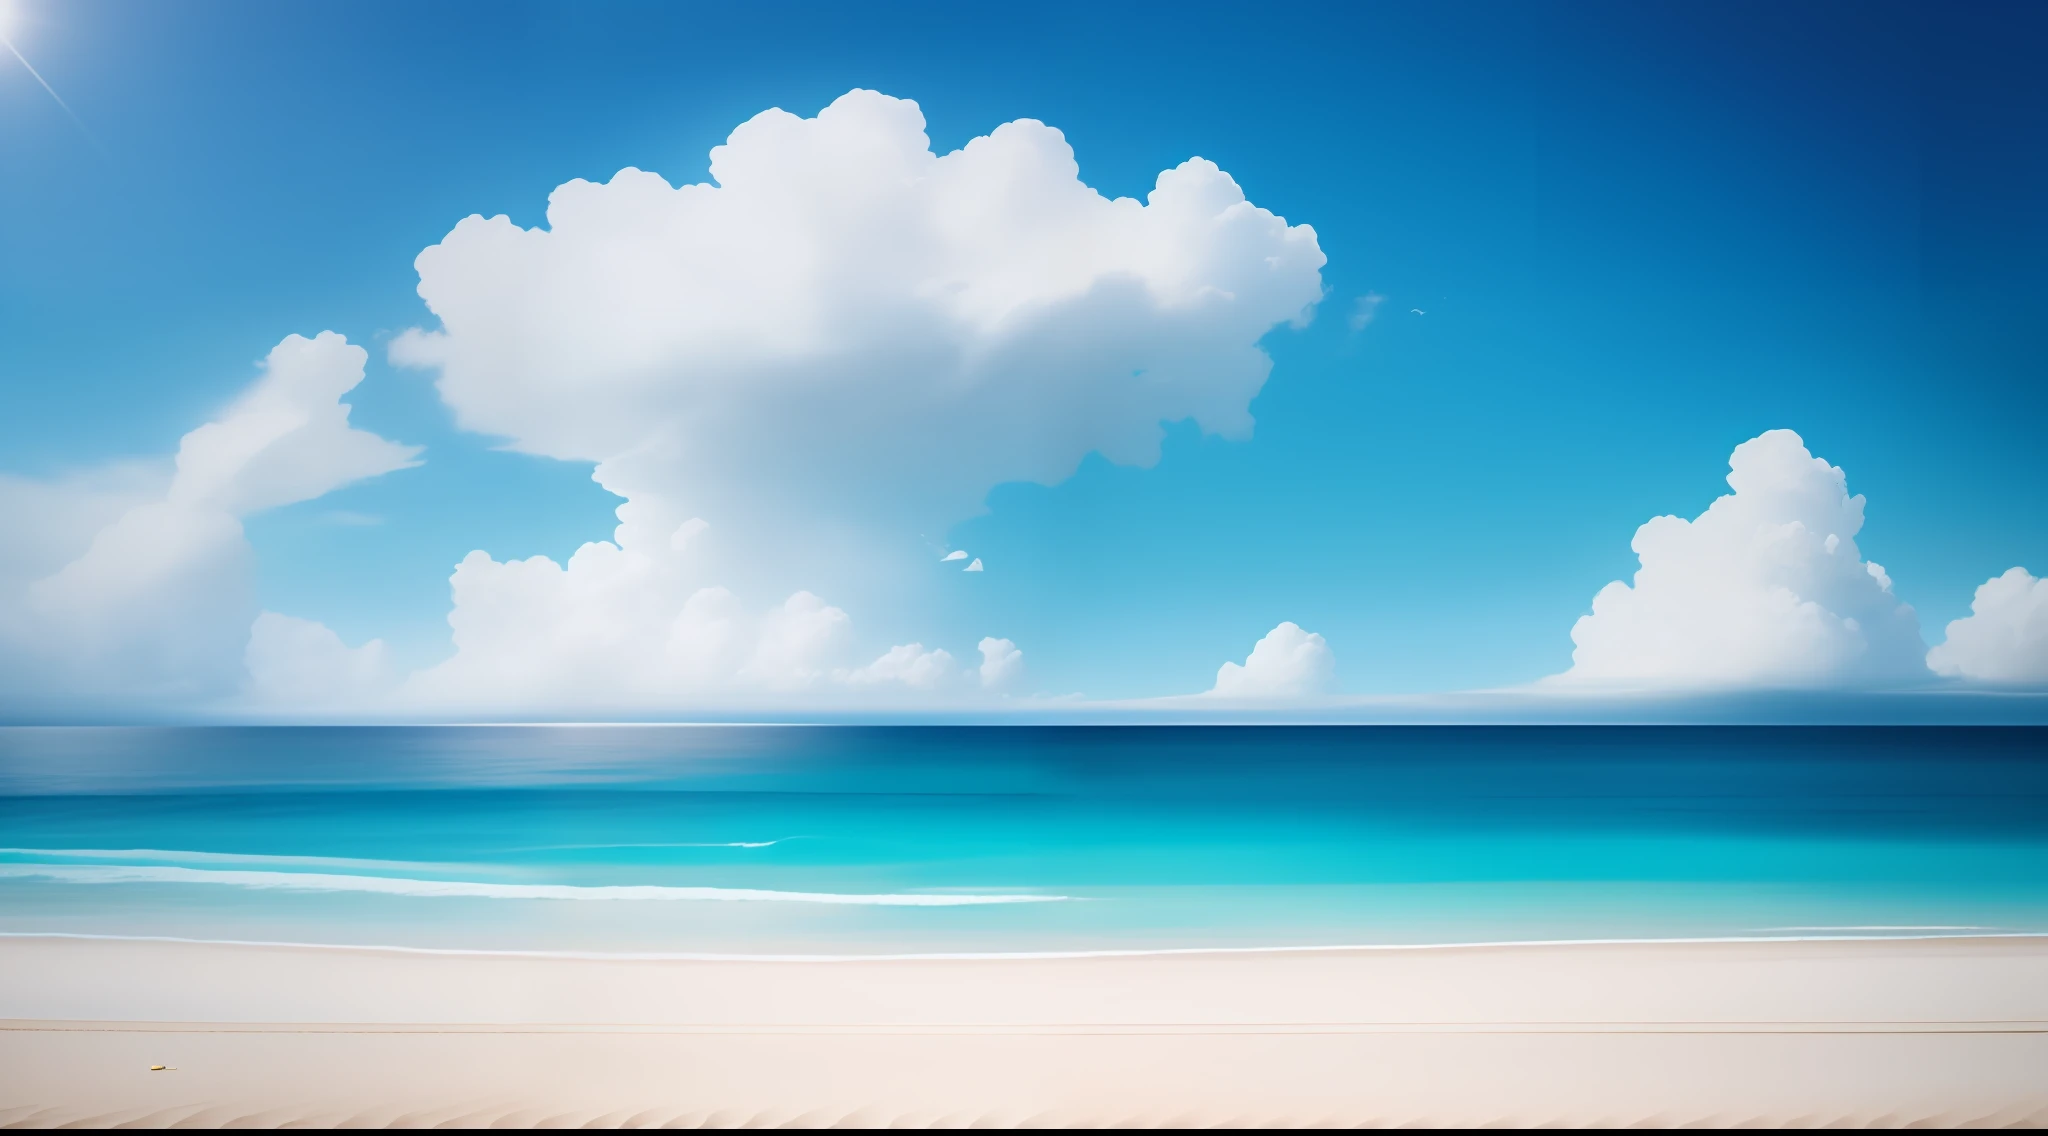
0, 863, 1065, 906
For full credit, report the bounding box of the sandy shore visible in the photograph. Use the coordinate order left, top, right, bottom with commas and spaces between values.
3, 934, 2045, 1127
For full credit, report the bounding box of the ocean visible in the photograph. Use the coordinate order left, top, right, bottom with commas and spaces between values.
1, 725, 2044, 956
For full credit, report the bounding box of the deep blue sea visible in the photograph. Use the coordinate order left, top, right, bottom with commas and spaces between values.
1, 726, 2044, 956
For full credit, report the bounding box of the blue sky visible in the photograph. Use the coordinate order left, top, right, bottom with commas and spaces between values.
2, 0, 2045, 714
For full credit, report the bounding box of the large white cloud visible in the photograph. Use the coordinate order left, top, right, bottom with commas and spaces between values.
1555, 429, 1926, 688
1209, 622, 1336, 699
0, 334, 418, 707
1927, 568, 2048, 685
385, 88, 1322, 709
394, 90, 1322, 529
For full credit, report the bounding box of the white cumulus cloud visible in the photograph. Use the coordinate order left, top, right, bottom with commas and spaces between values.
977, 637, 1024, 691
1209, 622, 1336, 699
398, 503, 858, 711
164, 333, 422, 516
1554, 429, 1926, 688
393, 90, 1323, 534
392, 497, 1019, 712
0, 463, 168, 592
843, 643, 957, 690
1927, 568, 2048, 685
243, 611, 394, 710
384, 88, 1321, 709
0, 333, 418, 708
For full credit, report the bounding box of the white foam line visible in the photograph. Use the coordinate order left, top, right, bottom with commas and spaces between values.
0, 848, 467, 872
0, 864, 1062, 906
2, 930, 2041, 964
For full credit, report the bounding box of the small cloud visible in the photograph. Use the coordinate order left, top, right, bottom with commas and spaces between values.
1409, 308, 1425, 316
1927, 567, 2048, 685
964, 558, 984, 572
1208, 622, 1336, 699
1552, 429, 1926, 688
842, 642, 956, 690
941, 549, 968, 562
1348, 292, 1385, 331
978, 637, 1023, 690
244, 612, 393, 708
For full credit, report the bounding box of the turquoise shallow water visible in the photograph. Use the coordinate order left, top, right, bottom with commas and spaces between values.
1, 726, 2044, 955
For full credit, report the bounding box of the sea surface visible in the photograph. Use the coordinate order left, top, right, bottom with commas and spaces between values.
1, 726, 2045, 956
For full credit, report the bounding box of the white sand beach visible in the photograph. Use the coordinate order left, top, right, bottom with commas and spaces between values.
3, 934, 2045, 1127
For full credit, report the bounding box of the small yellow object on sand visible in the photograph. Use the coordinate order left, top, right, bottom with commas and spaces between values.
149, 1065, 167, 1071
